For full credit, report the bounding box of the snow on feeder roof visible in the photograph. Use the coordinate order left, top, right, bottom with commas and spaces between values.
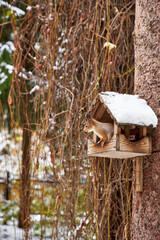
92, 92, 158, 128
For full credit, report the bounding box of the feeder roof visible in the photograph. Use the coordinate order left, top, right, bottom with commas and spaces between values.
94, 92, 158, 127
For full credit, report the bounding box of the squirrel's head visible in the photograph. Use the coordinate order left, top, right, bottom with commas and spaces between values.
83, 116, 93, 133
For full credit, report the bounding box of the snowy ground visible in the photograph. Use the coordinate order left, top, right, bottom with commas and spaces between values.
0, 129, 53, 181
0, 129, 90, 239
0, 128, 22, 180
0, 223, 24, 240
0, 219, 53, 240
0, 129, 53, 239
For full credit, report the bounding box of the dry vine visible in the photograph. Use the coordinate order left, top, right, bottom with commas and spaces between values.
1, 0, 135, 239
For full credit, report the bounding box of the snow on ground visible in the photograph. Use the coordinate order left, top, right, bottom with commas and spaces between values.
0, 221, 69, 240
0, 129, 88, 239
0, 212, 70, 240
0, 128, 65, 238
0, 222, 24, 240
0, 128, 53, 181
0, 219, 52, 240
0, 128, 22, 180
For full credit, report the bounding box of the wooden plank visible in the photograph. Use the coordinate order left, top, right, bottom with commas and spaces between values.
91, 101, 101, 118
88, 151, 149, 159
119, 134, 151, 154
114, 123, 121, 135
114, 123, 121, 151
95, 104, 106, 120
91, 101, 113, 123
88, 135, 116, 155
142, 127, 147, 137
136, 157, 143, 192
139, 126, 147, 139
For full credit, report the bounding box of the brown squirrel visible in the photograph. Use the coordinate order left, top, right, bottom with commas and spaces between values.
83, 117, 114, 147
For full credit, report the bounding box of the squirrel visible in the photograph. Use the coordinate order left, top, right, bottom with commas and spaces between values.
83, 117, 114, 147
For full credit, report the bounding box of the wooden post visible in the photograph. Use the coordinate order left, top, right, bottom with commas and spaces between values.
139, 126, 147, 139
114, 123, 121, 151
114, 123, 121, 135
136, 157, 143, 192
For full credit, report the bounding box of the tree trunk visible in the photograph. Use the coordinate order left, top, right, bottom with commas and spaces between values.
18, 125, 31, 233
17, 84, 32, 236
18, 124, 31, 228
132, 0, 160, 239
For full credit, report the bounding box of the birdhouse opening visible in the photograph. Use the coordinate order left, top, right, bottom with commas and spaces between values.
121, 126, 148, 142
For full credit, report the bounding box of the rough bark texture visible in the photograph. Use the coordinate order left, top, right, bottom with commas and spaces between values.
132, 0, 160, 239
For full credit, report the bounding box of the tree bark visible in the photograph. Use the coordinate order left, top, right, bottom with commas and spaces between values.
18, 84, 32, 234
18, 125, 31, 232
132, 0, 160, 239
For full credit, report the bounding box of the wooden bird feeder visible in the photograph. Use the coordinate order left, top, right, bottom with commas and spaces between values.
86, 92, 157, 192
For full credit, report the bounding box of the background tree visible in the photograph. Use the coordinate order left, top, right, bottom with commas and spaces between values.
132, 0, 160, 239
9, 4, 39, 232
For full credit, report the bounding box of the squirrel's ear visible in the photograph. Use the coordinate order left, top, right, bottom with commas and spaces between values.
86, 113, 91, 119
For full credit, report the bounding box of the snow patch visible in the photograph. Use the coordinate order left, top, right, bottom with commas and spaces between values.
30, 85, 40, 94
0, 41, 15, 56
0, 1, 25, 16
48, 14, 53, 20
19, 72, 28, 79
0, 224, 24, 240
26, 6, 32, 11
34, 43, 40, 51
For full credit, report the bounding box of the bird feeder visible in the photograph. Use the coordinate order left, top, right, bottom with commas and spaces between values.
86, 92, 157, 192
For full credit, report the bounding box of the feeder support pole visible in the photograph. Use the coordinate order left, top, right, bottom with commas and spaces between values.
136, 157, 143, 192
